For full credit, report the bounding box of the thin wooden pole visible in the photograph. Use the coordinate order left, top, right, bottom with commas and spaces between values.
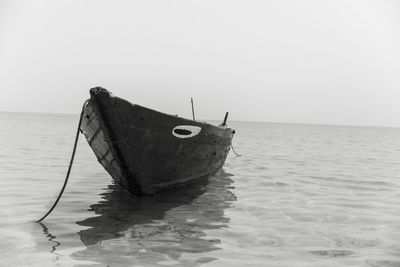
222, 112, 229, 126
191, 97, 195, 121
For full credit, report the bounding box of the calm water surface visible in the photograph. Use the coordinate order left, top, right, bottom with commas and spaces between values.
1, 112, 400, 266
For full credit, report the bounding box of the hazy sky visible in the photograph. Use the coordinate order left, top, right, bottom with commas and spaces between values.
1, 0, 399, 127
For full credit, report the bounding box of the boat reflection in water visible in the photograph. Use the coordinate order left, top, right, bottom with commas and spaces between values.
72, 170, 236, 266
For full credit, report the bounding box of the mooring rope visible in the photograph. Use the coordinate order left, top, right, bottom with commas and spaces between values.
230, 143, 242, 157
36, 100, 89, 223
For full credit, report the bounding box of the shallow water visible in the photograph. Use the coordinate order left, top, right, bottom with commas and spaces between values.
1, 112, 400, 266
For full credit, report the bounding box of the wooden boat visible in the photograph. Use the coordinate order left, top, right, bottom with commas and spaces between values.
80, 87, 235, 195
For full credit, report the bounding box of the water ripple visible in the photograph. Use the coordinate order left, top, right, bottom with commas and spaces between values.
1, 116, 400, 266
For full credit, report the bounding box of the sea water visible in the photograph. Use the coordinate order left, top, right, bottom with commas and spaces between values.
1, 112, 400, 267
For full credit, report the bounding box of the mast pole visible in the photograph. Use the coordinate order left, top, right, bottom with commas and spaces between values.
221, 112, 229, 126
191, 97, 196, 121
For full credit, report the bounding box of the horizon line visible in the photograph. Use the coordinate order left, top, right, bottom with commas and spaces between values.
1, 110, 399, 129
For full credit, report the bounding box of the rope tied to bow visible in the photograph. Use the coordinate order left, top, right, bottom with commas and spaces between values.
36, 100, 89, 223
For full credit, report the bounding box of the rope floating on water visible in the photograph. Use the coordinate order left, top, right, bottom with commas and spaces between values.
36, 100, 89, 223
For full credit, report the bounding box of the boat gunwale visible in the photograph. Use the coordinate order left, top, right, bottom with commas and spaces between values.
111, 95, 234, 135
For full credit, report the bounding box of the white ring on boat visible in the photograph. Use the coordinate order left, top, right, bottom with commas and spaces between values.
172, 125, 201, 138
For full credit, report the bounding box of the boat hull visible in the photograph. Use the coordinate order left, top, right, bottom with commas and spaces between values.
80, 87, 234, 195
